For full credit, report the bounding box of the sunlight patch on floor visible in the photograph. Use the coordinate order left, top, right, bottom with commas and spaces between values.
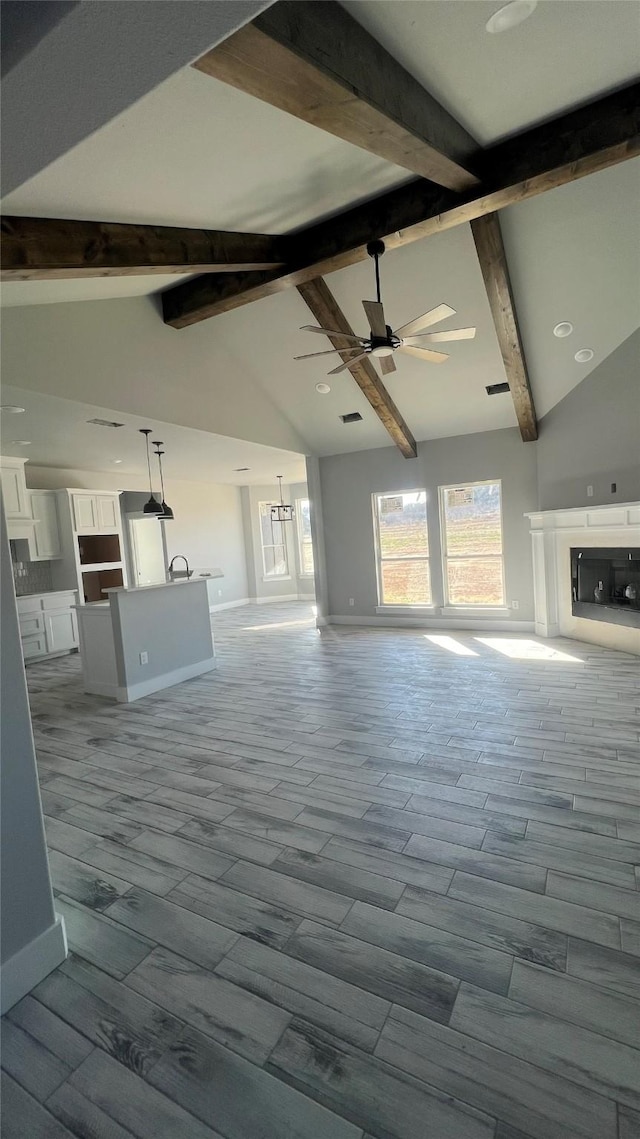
424, 634, 478, 656
475, 638, 583, 662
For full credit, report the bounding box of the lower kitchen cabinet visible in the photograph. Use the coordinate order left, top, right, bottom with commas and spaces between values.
17, 591, 79, 660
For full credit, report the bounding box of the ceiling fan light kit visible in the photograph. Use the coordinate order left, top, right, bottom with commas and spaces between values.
296, 240, 476, 376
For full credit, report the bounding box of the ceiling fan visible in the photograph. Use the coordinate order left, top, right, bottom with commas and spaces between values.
295, 240, 476, 376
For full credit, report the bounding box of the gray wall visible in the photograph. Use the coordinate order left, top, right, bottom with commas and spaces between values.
1, 501, 61, 998
320, 427, 538, 622
111, 579, 214, 689
536, 329, 640, 510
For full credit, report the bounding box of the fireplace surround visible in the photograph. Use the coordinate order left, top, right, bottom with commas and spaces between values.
526, 502, 640, 654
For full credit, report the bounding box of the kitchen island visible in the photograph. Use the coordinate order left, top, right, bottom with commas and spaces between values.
75, 578, 215, 702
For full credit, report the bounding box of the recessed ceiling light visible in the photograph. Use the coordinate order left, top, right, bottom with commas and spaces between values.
111, 459, 123, 464
1, 405, 26, 414
574, 349, 594, 363
11, 440, 31, 446
315, 383, 331, 394
553, 322, 573, 338
486, 0, 537, 34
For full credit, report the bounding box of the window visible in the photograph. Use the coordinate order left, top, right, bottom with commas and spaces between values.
374, 490, 431, 605
440, 480, 505, 606
296, 498, 314, 576
259, 501, 289, 577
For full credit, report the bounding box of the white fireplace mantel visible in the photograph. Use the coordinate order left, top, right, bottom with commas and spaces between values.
525, 501, 640, 654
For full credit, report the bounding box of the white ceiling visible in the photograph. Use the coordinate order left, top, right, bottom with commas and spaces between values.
0, 385, 307, 486
342, 0, 640, 145
0, 0, 638, 460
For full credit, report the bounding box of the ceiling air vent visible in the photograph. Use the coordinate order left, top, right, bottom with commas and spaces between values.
485, 382, 510, 396
87, 418, 125, 428
233, 467, 251, 472
340, 412, 363, 424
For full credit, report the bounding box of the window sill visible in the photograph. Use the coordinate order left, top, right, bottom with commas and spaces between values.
262, 575, 292, 583
298, 573, 315, 579
441, 606, 510, 615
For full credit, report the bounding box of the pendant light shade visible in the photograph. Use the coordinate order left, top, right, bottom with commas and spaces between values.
139, 428, 163, 515
152, 440, 174, 520
270, 475, 294, 522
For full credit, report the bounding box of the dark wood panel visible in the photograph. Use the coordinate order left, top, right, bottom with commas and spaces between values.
1, 216, 290, 280
470, 212, 537, 442
194, 1, 479, 191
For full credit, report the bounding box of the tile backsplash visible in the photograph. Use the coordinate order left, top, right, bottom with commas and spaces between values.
10, 543, 53, 596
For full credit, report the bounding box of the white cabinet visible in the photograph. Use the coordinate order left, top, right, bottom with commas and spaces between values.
72, 493, 99, 532
44, 607, 78, 654
0, 457, 30, 519
29, 491, 61, 559
17, 592, 79, 660
71, 492, 121, 534
97, 495, 119, 531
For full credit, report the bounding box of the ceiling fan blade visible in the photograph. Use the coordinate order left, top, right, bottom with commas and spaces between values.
399, 345, 449, 364
405, 327, 476, 344
327, 352, 369, 375
379, 355, 397, 375
300, 325, 366, 344
403, 328, 473, 343
294, 347, 362, 360
362, 300, 387, 338
395, 303, 456, 338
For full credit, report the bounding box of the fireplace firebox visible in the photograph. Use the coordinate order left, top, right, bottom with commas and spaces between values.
571, 547, 640, 628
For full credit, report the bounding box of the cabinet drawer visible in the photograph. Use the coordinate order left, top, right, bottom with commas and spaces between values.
19, 612, 45, 637
42, 592, 77, 610
22, 632, 48, 660
17, 596, 42, 614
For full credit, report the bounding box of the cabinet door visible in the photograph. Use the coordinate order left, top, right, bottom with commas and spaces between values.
97, 495, 119, 531
45, 608, 78, 653
19, 611, 45, 638
30, 493, 61, 559
72, 494, 98, 532
22, 633, 48, 660
1, 466, 28, 518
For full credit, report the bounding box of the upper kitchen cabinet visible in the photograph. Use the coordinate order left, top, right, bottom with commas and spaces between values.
29, 491, 62, 560
0, 456, 30, 519
71, 491, 122, 534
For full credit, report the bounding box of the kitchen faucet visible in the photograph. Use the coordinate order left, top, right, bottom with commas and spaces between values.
167, 555, 192, 580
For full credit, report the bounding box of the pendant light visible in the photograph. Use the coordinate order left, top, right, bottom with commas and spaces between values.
270, 475, 294, 522
152, 439, 174, 520
139, 428, 163, 515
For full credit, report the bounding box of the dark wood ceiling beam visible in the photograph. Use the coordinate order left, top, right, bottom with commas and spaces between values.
194, 0, 480, 192
297, 278, 417, 458
471, 213, 537, 442
162, 83, 640, 328
0, 217, 290, 280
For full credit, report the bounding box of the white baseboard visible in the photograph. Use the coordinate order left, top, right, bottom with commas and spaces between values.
0, 914, 67, 1015
252, 593, 302, 604
329, 614, 535, 633
209, 597, 251, 614
117, 657, 217, 703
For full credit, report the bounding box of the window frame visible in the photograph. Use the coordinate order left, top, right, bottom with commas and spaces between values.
439, 479, 506, 609
258, 500, 290, 580
372, 488, 432, 608
295, 497, 315, 578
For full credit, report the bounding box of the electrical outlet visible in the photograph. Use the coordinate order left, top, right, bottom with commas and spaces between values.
511, 600, 520, 610
587, 485, 594, 497
139, 651, 148, 665
349, 598, 355, 606
218, 589, 223, 597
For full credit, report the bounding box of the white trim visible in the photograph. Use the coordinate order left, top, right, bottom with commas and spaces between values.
208, 597, 251, 614
330, 615, 534, 632
117, 657, 217, 703
0, 914, 67, 1015
441, 606, 511, 616
252, 593, 300, 604
261, 575, 292, 583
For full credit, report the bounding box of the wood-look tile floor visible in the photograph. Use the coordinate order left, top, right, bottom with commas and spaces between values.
3, 602, 640, 1139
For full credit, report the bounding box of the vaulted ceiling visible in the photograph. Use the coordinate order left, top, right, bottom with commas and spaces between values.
1, 0, 638, 469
